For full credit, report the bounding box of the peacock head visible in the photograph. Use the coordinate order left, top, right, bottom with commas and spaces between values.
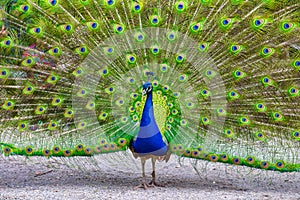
142, 82, 152, 95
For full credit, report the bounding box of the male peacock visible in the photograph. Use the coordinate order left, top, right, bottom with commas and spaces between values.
0, 0, 300, 189
130, 82, 170, 188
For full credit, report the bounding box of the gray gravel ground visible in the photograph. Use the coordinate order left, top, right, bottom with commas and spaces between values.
0, 155, 299, 200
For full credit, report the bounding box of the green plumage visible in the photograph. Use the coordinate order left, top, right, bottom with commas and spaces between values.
0, 0, 299, 175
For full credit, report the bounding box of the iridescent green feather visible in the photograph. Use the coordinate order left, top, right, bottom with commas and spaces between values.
0, 0, 299, 175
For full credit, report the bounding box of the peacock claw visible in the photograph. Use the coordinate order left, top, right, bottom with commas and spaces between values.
148, 181, 164, 187
134, 183, 152, 190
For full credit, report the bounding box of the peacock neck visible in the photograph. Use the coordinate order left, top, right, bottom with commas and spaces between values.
140, 91, 153, 127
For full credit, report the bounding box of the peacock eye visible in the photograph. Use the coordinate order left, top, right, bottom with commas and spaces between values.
193, 24, 199, 30
91, 23, 97, 28
117, 26, 123, 32
65, 25, 71, 31
263, 48, 269, 54
134, 4, 140, 10
23, 5, 29, 11
129, 57, 135, 62
223, 19, 229, 25
283, 23, 290, 29
50, 0, 57, 6
137, 34, 143, 40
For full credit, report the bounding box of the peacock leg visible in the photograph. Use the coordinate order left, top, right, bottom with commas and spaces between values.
135, 157, 149, 189
149, 157, 164, 187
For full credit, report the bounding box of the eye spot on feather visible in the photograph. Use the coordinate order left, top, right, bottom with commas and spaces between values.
63, 150, 72, 156
100, 139, 107, 145
233, 157, 240, 165
53, 146, 60, 153
49, 0, 58, 6
220, 154, 228, 162
76, 144, 84, 151
84, 147, 93, 155
152, 18, 158, 24
277, 162, 283, 167
4, 147, 11, 154
107, 0, 114, 5
193, 24, 199, 31
22, 5, 29, 12
283, 23, 290, 29
35, 28, 41, 33
116, 26, 123, 32
223, 19, 229, 25
260, 161, 269, 169
134, 4, 140, 11
91, 22, 98, 29
65, 25, 71, 31
292, 131, 300, 140
43, 149, 51, 156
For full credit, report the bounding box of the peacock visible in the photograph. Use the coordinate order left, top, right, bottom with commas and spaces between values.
0, 0, 300, 189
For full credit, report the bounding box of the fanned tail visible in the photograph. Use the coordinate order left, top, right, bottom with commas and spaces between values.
0, 0, 299, 173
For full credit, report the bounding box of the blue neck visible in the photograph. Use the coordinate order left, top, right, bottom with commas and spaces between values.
140, 91, 153, 127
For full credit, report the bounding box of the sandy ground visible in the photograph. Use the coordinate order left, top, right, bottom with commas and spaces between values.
0, 154, 299, 200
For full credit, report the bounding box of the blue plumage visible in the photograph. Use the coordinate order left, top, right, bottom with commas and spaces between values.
132, 82, 168, 156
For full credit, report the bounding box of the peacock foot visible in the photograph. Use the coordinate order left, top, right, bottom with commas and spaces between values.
134, 182, 153, 190
148, 181, 165, 187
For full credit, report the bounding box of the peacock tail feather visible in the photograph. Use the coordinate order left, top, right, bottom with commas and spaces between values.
0, 0, 299, 173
